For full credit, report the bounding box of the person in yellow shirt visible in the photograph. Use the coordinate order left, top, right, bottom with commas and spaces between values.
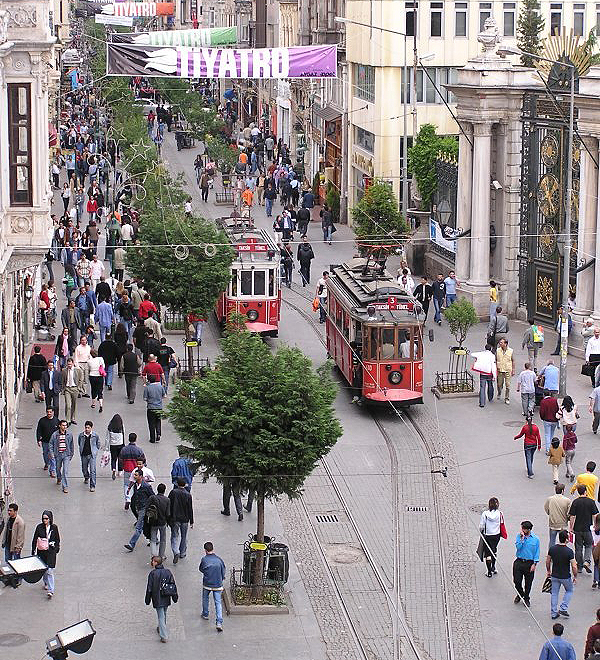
570, 461, 599, 499
495, 337, 514, 404
489, 280, 498, 320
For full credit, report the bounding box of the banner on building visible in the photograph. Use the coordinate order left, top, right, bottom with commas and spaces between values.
106, 44, 337, 79
429, 218, 457, 254
112, 27, 237, 47
95, 14, 134, 26
101, 2, 175, 17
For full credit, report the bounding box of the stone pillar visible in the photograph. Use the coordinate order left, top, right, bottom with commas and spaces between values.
575, 137, 597, 317
469, 123, 492, 285
593, 139, 600, 320
455, 123, 473, 283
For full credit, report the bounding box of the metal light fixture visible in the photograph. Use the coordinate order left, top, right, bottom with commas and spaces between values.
436, 198, 452, 228
24, 284, 33, 300
46, 620, 96, 660
0, 555, 47, 586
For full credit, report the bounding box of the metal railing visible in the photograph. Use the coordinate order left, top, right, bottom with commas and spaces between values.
434, 370, 474, 394
229, 568, 285, 606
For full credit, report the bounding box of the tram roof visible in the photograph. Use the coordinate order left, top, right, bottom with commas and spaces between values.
217, 216, 279, 263
329, 258, 420, 323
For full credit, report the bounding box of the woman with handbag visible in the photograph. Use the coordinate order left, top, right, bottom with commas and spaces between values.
32, 510, 60, 598
479, 497, 506, 577
88, 349, 105, 413
106, 414, 125, 481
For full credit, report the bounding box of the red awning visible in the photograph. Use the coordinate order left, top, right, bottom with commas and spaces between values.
245, 322, 277, 334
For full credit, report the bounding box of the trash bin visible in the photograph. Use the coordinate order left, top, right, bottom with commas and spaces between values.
242, 535, 272, 585
266, 543, 289, 584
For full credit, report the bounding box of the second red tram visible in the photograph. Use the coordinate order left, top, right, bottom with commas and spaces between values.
326, 257, 424, 405
216, 218, 281, 336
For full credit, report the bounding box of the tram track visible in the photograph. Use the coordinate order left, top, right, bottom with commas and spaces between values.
282, 288, 453, 660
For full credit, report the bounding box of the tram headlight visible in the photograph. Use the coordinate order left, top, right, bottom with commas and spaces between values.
389, 371, 402, 385
247, 310, 259, 321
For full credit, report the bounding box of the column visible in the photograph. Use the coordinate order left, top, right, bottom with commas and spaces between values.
593, 136, 600, 318
454, 123, 473, 283
469, 123, 492, 285
574, 136, 597, 318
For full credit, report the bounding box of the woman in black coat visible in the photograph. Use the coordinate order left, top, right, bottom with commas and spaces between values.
32, 510, 60, 598
145, 556, 178, 642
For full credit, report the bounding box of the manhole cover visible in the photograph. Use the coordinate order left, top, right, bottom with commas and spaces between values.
316, 514, 339, 523
469, 503, 487, 514
405, 505, 429, 512
503, 420, 526, 427
0, 634, 30, 647
325, 545, 365, 565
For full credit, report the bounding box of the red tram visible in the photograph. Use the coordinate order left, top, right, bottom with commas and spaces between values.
216, 217, 281, 336
326, 256, 424, 405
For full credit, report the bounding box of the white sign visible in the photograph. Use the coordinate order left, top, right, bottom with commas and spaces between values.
429, 218, 456, 254
95, 14, 135, 26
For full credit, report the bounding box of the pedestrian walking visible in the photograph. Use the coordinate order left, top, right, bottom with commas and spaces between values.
157, 338, 176, 392
78, 421, 100, 492
61, 183, 71, 212
49, 420, 74, 493
40, 360, 62, 416
487, 306, 509, 346
316, 272, 328, 324
106, 414, 125, 480
147, 483, 170, 560
431, 274, 446, 325
590, 384, 600, 434
122, 343, 141, 404
119, 433, 145, 509
568, 483, 598, 574
495, 338, 514, 404
538, 361, 559, 398
538, 622, 576, 660
563, 425, 578, 483
557, 396, 579, 432
571, 462, 599, 500
199, 541, 226, 632
516, 362, 537, 417
472, 344, 497, 407
413, 276, 433, 321
36, 407, 59, 476
221, 477, 243, 520
32, 510, 60, 598
443, 270, 459, 306
592, 514, 600, 589
61, 358, 83, 426
124, 468, 154, 552
320, 205, 334, 244
540, 390, 560, 454
522, 318, 544, 370
169, 477, 193, 564
479, 497, 506, 577
514, 416, 541, 478
513, 520, 539, 607
171, 456, 194, 491
545, 483, 571, 549
546, 529, 577, 619
144, 374, 165, 443
27, 346, 48, 402
585, 609, 600, 658
2, 503, 25, 564
552, 305, 573, 355
88, 350, 105, 412
297, 236, 314, 286
95, 299, 114, 343
73, 334, 92, 396
145, 556, 178, 643
548, 439, 565, 485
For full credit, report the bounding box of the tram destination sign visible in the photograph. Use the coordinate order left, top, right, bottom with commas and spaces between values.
373, 297, 414, 311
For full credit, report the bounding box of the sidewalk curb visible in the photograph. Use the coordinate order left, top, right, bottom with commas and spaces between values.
222, 588, 290, 615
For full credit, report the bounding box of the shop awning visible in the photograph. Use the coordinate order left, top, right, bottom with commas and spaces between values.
315, 105, 341, 122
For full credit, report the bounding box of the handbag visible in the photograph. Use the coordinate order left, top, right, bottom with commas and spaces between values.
100, 450, 110, 468
500, 513, 507, 540
541, 576, 552, 593
36, 537, 49, 551
476, 536, 485, 562
160, 579, 178, 597
99, 364, 106, 377
25, 378, 33, 394
582, 362, 596, 377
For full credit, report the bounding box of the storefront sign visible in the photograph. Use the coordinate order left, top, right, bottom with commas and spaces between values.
106, 44, 338, 79
352, 151, 374, 176
112, 27, 237, 46
429, 218, 457, 254
102, 2, 175, 17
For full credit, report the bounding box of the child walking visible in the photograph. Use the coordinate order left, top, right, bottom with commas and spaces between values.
563, 424, 577, 483
548, 437, 565, 485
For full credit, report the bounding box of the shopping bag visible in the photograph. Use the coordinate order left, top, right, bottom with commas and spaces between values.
541, 576, 552, 593
100, 450, 110, 469
476, 537, 485, 562
312, 297, 320, 313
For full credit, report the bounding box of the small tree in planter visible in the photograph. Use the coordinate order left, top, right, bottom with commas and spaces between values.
438, 298, 479, 393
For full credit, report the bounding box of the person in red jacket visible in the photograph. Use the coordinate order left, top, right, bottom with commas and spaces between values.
585, 608, 600, 658
514, 415, 541, 479
539, 390, 560, 455
138, 294, 158, 321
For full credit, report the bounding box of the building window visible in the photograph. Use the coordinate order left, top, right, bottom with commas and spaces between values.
574, 4, 585, 36
430, 2, 443, 37
550, 3, 562, 35
354, 64, 375, 103
479, 2, 492, 32
503, 2, 515, 36
597, 4, 600, 33
455, 2, 467, 36
415, 67, 457, 104
405, 1, 418, 37
355, 126, 375, 154
8, 83, 32, 207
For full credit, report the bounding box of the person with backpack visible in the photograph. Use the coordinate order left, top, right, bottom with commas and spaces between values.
145, 555, 178, 643
124, 468, 154, 552
522, 319, 544, 370
146, 483, 171, 561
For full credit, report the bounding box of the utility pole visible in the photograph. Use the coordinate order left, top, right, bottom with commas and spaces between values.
340, 62, 349, 224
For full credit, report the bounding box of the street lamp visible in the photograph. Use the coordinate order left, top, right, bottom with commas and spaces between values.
46, 620, 96, 660
334, 16, 411, 220
0, 555, 47, 586
498, 44, 575, 396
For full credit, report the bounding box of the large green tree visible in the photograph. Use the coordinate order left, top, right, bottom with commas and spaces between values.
168, 328, 342, 586
351, 181, 407, 241
516, 0, 545, 67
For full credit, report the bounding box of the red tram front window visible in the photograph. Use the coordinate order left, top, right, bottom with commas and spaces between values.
254, 270, 266, 295
268, 269, 275, 296
231, 269, 238, 296
240, 271, 252, 295
381, 328, 395, 359
368, 326, 378, 360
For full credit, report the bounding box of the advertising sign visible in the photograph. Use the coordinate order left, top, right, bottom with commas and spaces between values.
112, 27, 237, 47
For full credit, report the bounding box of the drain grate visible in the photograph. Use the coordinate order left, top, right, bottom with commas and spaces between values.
316, 514, 339, 523
405, 506, 429, 512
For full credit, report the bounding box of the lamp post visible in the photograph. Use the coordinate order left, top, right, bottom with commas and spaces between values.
498, 44, 575, 397
334, 17, 411, 219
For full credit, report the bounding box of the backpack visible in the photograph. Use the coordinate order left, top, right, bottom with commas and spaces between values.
531, 324, 544, 343
145, 501, 159, 525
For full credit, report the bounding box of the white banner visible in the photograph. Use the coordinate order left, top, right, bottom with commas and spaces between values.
95, 14, 134, 26
429, 218, 457, 254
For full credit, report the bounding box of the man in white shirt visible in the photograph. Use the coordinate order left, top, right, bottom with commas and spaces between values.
126, 458, 155, 504
585, 327, 600, 362
516, 362, 537, 417
120, 221, 134, 245
73, 335, 91, 396
316, 272, 328, 324
89, 254, 105, 290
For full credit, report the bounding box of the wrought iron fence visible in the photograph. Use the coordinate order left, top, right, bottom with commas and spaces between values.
434, 370, 474, 394
176, 356, 211, 379
229, 568, 286, 606
162, 308, 186, 331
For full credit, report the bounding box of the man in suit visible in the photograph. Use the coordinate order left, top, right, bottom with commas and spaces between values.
61, 300, 83, 348
61, 358, 83, 425
40, 361, 62, 416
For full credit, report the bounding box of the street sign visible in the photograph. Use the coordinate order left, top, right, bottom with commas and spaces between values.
373, 297, 414, 311
249, 542, 267, 551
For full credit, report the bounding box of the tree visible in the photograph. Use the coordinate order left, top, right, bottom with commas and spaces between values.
325, 182, 340, 221
167, 329, 342, 589
442, 298, 478, 347
516, 0, 545, 67
408, 124, 458, 211
126, 209, 234, 317
351, 181, 408, 241
583, 28, 600, 66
